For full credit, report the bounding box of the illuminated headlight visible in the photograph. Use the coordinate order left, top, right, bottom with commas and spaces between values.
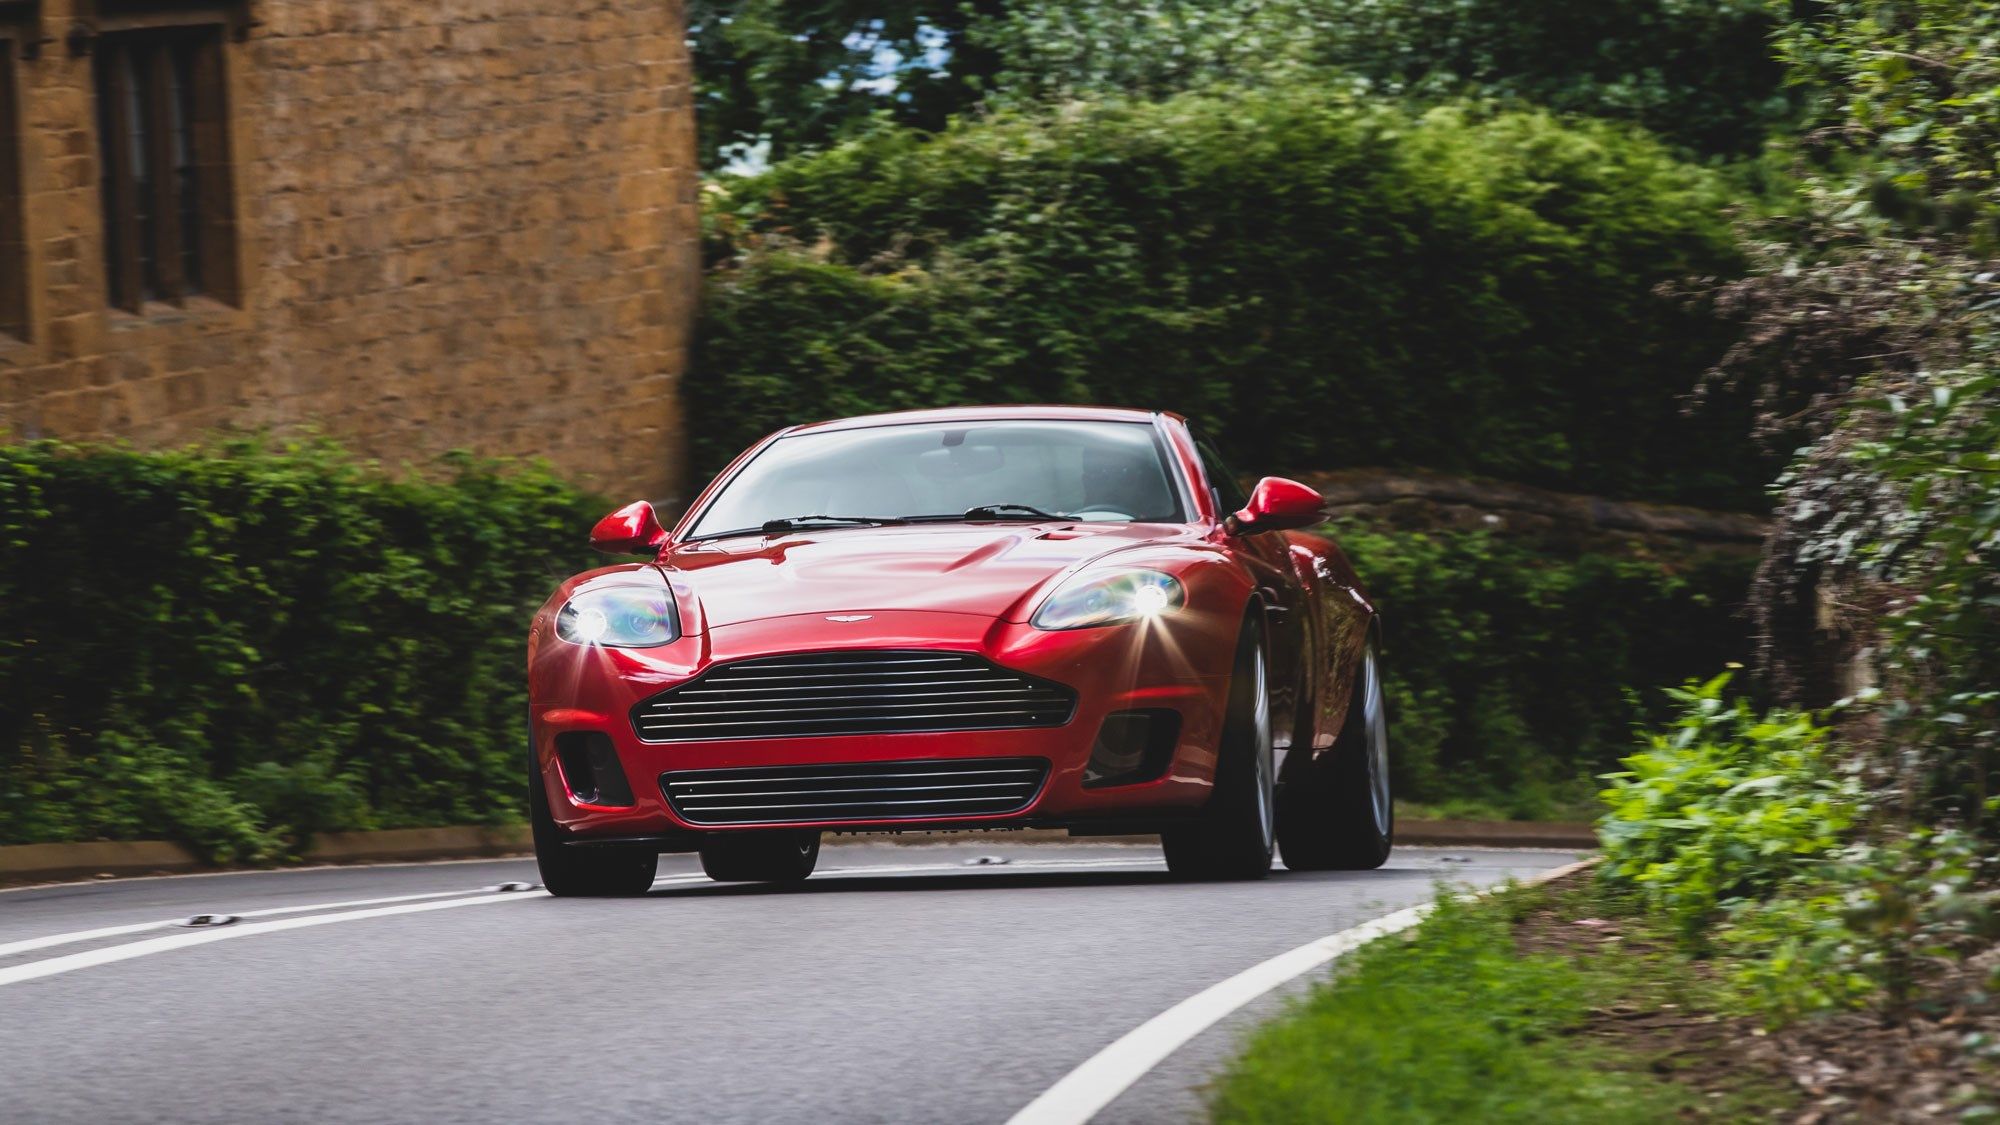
1032, 570, 1186, 630
556, 586, 680, 647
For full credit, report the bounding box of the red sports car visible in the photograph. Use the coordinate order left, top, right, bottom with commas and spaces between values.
527, 406, 1391, 895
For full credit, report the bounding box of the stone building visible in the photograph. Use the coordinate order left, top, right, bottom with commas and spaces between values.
0, 0, 698, 499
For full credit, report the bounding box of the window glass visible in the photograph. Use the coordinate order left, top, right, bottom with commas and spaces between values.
94, 26, 228, 311
0, 41, 24, 339
690, 420, 1185, 538
1193, 435, 1248, 515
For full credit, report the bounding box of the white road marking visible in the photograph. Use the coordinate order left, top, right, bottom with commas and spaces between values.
1004, 858, 1598, 1125
0, 888, 496, 959
0, 853, 551, 896
0, 890, 551, 988
0, 857, 1163, 986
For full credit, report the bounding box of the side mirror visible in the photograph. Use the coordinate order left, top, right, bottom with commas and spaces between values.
1229, 477, 1325, 535
590, 500, 671, 555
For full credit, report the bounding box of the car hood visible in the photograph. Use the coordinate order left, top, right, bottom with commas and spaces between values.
660, 523, 1186, 630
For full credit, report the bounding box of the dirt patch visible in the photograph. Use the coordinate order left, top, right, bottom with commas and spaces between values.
1756, 946, 2000, 1124
1518, 872, 2000, 1122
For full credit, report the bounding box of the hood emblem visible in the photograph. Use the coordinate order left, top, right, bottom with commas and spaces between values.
825, 614, 873, 622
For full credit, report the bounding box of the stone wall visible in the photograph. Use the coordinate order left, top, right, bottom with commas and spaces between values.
0, 0, 697, 501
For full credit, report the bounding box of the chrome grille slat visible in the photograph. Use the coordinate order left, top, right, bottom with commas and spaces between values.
674, 768, 1042, 788
676, 764, 1048, 784
652, 689, 1067, 713
675, 781, 1032, 799
639, 712, 1047, 735
630, 650, 1076, 743
648, 700, 1064, 716
662, 756, 1050, 826
689, 793, 1028, 809
673, 679, 1033, 698
732, 656, 964, 670
702, 667, 1012, 684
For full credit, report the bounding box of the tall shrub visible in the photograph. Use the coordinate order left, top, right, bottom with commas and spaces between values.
0, 441, 600, 860
697, 93, 1769, 507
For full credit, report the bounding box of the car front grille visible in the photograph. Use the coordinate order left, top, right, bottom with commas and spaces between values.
629, 650, 1076, 743
662, 757, 1051, 826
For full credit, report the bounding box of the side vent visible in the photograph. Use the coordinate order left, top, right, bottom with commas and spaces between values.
553, 731, 636, 807
1082, 709, 1181, 788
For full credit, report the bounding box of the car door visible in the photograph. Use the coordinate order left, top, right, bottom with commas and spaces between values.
1188, 430, 1309, 745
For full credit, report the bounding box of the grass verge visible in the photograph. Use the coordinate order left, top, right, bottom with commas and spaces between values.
1209, 876, 1796, 1123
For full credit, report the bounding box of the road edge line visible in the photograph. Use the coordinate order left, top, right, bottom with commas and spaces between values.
1003, 857, 1599, 1125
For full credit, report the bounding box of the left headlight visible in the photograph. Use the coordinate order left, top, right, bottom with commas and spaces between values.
556, 586, 680, 647
1032, 569, 1186, 630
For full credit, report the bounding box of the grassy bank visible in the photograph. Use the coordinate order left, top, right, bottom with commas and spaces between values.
1210, 876, 1795, 1123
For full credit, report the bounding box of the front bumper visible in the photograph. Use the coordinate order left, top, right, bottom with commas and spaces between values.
528, 609, 1234, 840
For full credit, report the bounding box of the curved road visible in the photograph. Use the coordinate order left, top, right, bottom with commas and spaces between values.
0, 840, 1578, 1124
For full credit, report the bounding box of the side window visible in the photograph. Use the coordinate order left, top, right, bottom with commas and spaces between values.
1192, 433, 1248, 516
0, 27, 25, 340
93, 20, 240, 312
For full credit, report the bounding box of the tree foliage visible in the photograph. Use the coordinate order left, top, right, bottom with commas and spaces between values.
1705, 0, 2000, 832
690, 0, 1003, 165
976, 0, 1794, 156
697, 91, 1768, 505
692, 1, 1796, 166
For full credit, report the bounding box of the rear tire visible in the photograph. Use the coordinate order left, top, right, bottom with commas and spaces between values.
1162, 617, 1275, 881
699, 830, 822, 883
530, 755, 659, 897
1277, 633, 1393, 871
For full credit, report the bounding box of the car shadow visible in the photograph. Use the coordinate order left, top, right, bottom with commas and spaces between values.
646, 865, 1402, 896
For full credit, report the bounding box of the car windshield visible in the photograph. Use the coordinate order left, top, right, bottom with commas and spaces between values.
687, 420, 1185, 539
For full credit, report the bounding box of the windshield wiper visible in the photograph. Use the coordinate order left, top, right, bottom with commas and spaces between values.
758, 514, 908, 534
961, 503, 1072, 521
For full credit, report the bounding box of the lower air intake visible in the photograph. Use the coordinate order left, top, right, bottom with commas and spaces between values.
662, 757, 1050, 826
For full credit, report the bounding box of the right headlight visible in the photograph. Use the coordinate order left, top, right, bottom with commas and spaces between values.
1031, 569, 1186, 630
556, 585, 681, 648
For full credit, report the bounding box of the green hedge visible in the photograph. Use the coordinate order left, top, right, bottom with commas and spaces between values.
0, 442, 1749, 854
1333, 522, 1756, 816
697, 92, 1771, 508
0, 441, 599, 861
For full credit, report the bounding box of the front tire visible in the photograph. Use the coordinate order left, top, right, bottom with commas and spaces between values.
1277, 632, 1393, 871
1162, 616, 1275, 881
699, 830, 822, 883
530, 757, 659, 897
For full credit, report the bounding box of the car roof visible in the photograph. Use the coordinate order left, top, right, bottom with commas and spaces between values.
784, 404, 1180, 436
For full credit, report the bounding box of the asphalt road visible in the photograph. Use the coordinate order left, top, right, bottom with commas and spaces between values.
0, 840, 1580, 1124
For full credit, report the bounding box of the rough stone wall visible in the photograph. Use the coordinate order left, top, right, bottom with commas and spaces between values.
0, 0, 697, 501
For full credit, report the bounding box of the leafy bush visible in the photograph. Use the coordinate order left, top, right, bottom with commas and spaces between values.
1597, 673, 1859, 938
1721, 827, 1999, 1023
1333, 524, 1755, 815
698, 92, 1771, 507
0, 440, 600, 861
1595, 677, 2000, 1022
